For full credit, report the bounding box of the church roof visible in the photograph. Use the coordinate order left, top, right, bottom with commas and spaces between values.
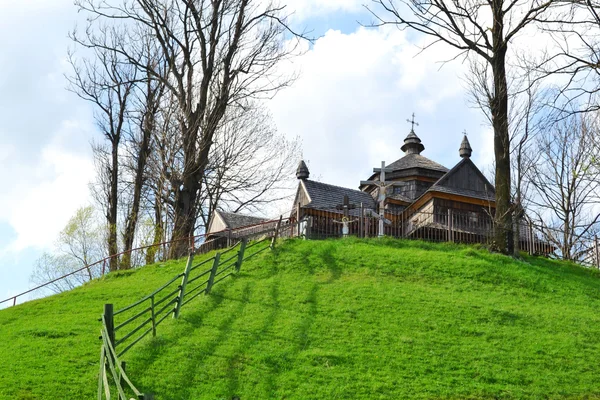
217, 211, 269, 230
426, 157, 495, 202
386, 153, 448, 174
302, 179, 376, 211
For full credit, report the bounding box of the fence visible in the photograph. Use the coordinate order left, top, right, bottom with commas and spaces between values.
97, 219, 287, 399
301, 207, 600, 268
0, 216, 290, 309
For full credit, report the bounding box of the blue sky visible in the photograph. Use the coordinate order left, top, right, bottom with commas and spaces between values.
0, 0, 494, 304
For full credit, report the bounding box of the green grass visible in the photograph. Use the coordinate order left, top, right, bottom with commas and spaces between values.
3, 238, 600, 399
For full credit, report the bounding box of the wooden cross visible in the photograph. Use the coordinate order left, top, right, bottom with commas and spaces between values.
407, 112, 419, 131
336, 195, 356, 218
360, 161, 403, 237
334, 195, 357, 237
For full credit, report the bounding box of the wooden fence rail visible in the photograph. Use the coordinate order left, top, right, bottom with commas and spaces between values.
97, 219, 287, 399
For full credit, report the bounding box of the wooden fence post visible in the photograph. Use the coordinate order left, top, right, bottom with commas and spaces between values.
447, 209, 452, 242
359, 203, 364, 238
173, 252, 194, 319
206, 252, 221, 295
270, 216, 283, 249
594, 236, 600, 269
150, 295, 156, 336
236, 239, 247, 273
296, 202, 301, 238
103, 304, 115, 350
528, 221, 534, 255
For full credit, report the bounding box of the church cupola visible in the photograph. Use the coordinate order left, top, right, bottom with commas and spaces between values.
401, 130, 425, 155
401, 113, 425, 155
459, 134, 472, 158
296, 160, 310, 180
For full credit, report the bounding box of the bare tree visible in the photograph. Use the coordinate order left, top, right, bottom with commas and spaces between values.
74, 0, 303, 257
538, 0, 600, 113
197, 103, 300, 231
367, 0, 556, 253
466, 56, 550, 254
120, 39, 167, 269
527, 113, 600, 260
67, 27, 136, 271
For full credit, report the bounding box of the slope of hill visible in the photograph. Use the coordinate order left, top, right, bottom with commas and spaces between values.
2, 238, 600, 399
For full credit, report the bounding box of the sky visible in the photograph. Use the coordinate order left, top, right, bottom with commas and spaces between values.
0, 0, 497, 304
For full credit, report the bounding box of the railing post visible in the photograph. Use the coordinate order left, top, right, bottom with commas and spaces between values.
150, 295, 156, 336
594, 236, 600, 269
236, 239, 248, 272
447, 209, 452, 242
206, 252, 221, 295
271, 216, 283, 249
104, 304, 115, 350
173, 252, 194, 319
296, 202, 301, 238
529, 221, 534, 255
359, 203, 364, 238
12, 296, 16, 307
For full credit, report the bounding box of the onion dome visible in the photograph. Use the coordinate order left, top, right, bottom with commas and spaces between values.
459, 135, 472, 158
400, 129, 425, 155
296, 160, 310, 180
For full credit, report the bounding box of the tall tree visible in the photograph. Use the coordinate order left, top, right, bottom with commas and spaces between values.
75, 0, 302, 257
368, 0, 555, 253
67, 29, 136, 270
120, 41, 167, 269
527, 114, 600, 260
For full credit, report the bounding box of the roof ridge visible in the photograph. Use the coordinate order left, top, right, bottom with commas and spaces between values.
305, 179, 367, 193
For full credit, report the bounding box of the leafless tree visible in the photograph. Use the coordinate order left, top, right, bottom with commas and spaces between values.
527, 113, 600, 260
196, 103, 300, 231
74, 0, 303, 257
466, 56, 550, 254
120, 38, 168, 269
367, 0, 556, 253
538, 0, 600, 113
67, 27, 137, 271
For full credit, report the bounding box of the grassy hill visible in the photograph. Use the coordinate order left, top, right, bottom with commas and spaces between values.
2, 238, 600, 399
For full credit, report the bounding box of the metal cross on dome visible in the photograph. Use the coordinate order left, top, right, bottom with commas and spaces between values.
407, 112, 419, 132
360, 161, 403, 237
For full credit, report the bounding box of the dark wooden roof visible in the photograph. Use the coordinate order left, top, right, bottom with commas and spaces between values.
302, 180, 376, 211
426, 158, 495, 201
218, 211, 269, 229
386, 153, 448, 174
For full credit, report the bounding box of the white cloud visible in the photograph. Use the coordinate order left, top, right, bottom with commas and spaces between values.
268, 26, 484, 191
0, 119, 95, 253
285, 0, 363, 20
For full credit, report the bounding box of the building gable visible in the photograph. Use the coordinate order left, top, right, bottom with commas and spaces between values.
430, 158, 495, 200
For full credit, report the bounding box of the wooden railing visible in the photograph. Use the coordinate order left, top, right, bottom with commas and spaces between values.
97, 219, 287, 399
0, 215, 292, 308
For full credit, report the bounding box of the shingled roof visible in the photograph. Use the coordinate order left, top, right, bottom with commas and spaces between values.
426, 157, 495, 202
386, 153, 448, 174
217, 211, 269, 229
301, 179, 376, 211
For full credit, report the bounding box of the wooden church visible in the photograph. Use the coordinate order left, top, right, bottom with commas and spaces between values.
291, 124, 496, 241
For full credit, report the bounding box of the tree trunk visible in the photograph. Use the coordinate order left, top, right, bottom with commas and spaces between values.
121, 113, 153, 269
490, 14, 513, 254
146, 194, 164, 265
107, 142, 119, 271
